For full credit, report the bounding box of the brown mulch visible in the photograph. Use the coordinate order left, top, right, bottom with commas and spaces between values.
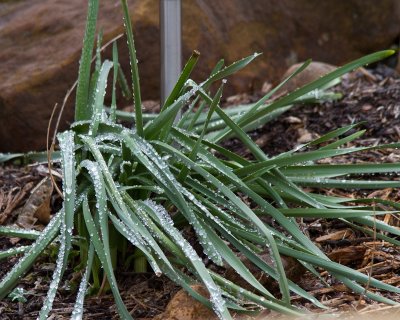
1, 64, 400, 319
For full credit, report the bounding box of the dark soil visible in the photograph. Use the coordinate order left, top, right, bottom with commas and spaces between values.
1, 64, 400, 319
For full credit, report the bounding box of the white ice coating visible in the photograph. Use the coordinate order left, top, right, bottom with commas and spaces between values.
70, 257, 90, 320
78, 133, 233, 317
58, 131, 76, 196
143, 200, 226, 319
171, 130, 241, 184
0, 246, 29, 257
82, 135, 172, 277
0, 225, 41, 238
143, 200, 201, 264
80, 161, 106, 229
111, 214, 162, 276
70, 120, 91, 128
39, 213, 68, 319
94, 132, 123, 144
119, 161, 132, 175
133, 136, 223, 264
88, 62, 113, 136
0, 213, 61, 288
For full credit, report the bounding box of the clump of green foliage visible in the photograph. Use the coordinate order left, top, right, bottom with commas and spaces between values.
1, 0, 400, 319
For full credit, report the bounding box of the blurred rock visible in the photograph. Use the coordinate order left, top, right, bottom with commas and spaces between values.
283, 116, 303, 124
279, 62, 337, 93
297, 128, 317, 143
154, 284, 218, 320
226, 93, 253, 105
1, 0, 400, 151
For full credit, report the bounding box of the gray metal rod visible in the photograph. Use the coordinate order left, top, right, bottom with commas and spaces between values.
160, 0, 182, 108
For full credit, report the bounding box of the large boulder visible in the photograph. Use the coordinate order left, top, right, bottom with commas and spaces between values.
1, 0, 399, 152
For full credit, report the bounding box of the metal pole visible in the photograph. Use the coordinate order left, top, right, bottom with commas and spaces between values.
160, 0, 182, 108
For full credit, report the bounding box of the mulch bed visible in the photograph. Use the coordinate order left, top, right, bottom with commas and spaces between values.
1, 64, 399, 319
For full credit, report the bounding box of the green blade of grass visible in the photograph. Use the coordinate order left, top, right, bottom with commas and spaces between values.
263, 170, 326, 209
89, 60, 113, 136
210, 60, 312, 142
310, 123, 366, 146
0, 153, 24, 163
196, 218, 277, 300
120, 0, 143, 136
110, 42, 119, 122
80, 136, 174, 274
123, 198, 227, 312
75, 0, 99, 121
57, 131, 77, 268
181, 58, 225, 131
234, 147, 370, 177
212, 50, 395, 142
197, 87, 267, 161
0, 212, 62, 299
201, 53, 261, 87
115, 194, 225, 314
153, 141, 292, 305
348, 216, 400, 237
279, 245, 400, 295
0, 226, 40, 240
108, 212, 162, 275
0, 246, 30, 261
39, 131, 77, 319
144, 90, 194, 140
162, 50, 200, 111
341, 219, 400, 246
114, 132, 224, 265
39, 214, 69, 319
195, 88, 328, 210
282, 163, 400, 178
290, 178, 400, 189
81, 160, 112, 265
82, 197, 133, 319
161, 131, 400, 303
0, 151, 61, 164
87, 31, 103, 111
319, 130, 366, 150
211, 220, 327, 308
117, 66, 132, 100
277, 208, 393, 218
178, 83, 224, 182
71, 243, 94, 320
141, 200, 232, 319
211, 272, 304, 316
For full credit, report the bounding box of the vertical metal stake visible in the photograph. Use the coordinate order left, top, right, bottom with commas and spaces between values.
160, 0, 182, 114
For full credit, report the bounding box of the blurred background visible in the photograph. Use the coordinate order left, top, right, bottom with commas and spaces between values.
0, 0, 399, 152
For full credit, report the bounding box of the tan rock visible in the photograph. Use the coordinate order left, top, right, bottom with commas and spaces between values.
279, 62, 337, 94
283, 116, 303, 124
154, 284, 218, 320
1, 0, 400, 151
297, 128, 316, 144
